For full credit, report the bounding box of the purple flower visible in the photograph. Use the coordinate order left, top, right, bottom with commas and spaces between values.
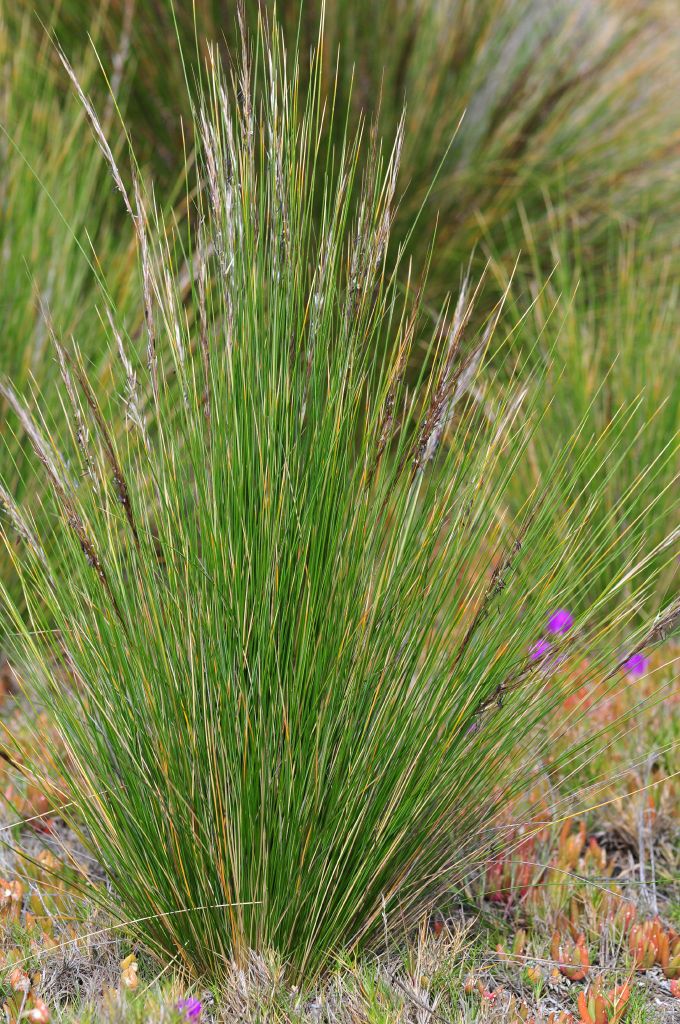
623, 653, 648, 677
530, 637, 550, 661
177, 998, 202, 1021
547, 608, 573, 635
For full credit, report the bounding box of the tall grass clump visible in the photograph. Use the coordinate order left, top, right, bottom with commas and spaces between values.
1, 17, 677, 983
0, 4, 138, 645
28, 0, 680, 297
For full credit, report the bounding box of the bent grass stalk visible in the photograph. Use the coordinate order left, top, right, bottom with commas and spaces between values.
0, 15, 677, 984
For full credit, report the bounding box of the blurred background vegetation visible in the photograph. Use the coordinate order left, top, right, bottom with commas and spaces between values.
17, 0, 680, 284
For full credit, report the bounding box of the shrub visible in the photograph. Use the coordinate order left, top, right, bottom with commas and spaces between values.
1, 18, 676, 983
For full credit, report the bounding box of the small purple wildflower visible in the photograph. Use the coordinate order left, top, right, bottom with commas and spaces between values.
623, 652, 648, 677
547, 608, 573, 635
530, 637, 550, 661
177, 998, 202, 1021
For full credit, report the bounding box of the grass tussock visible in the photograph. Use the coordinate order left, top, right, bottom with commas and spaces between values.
0, 15, 677, 989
